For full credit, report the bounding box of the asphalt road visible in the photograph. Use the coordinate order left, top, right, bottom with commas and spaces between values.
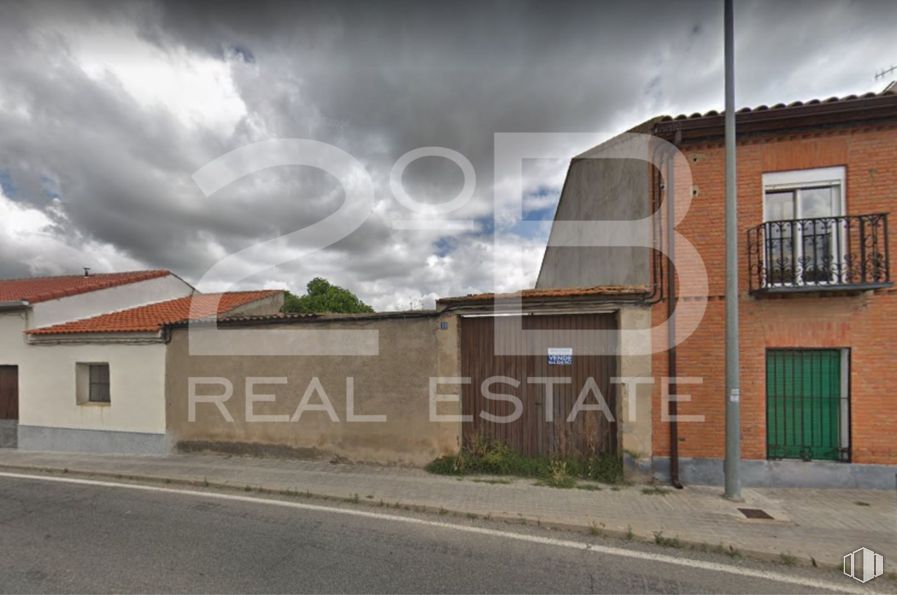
0, 474, 856, 594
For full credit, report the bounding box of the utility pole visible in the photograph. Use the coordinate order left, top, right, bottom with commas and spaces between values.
724, 0, 742, 500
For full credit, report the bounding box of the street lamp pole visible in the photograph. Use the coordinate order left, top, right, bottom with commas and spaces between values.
724, 0, 742, 500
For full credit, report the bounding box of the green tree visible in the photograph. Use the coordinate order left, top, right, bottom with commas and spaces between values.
281, 277, 374, 314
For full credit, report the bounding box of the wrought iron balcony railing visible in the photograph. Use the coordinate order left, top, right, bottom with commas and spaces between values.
747, 213, 892, 294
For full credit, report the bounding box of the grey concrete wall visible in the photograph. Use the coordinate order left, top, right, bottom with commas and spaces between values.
0, 420, 17, 448
165, 313, 462, 466
650, 456, 897, 490
17, 425, 169, 455
536, 154, 653, 289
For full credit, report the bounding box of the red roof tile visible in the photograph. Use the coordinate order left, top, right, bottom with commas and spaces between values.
655, 87, 896, 123
0, 270, 171, 304
651, 87, 897, 142
29, 291, 281, 335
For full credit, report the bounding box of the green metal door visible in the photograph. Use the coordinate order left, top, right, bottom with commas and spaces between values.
766, 350, 843, 461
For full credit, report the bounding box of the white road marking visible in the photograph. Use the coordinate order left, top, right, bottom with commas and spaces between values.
0, 471, 858, 593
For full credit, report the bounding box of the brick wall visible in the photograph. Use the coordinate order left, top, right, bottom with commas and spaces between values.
652, 124, 897, 465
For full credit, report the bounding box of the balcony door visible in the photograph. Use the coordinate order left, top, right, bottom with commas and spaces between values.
762, 167, 845, 286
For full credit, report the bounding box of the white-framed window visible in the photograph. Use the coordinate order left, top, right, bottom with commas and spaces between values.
761, 167, 846, 286
76, 363, 111, 405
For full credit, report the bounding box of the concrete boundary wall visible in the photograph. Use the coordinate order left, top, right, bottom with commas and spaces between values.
165, 313, 461, 466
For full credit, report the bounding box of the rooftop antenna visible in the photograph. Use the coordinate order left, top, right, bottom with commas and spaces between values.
874, 65, 897, 81
83, 267, 91, 277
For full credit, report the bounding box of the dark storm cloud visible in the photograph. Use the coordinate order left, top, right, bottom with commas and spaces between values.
1, 0, 896, 307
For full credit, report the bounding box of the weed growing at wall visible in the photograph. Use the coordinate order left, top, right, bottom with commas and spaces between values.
425, 437, 624, 485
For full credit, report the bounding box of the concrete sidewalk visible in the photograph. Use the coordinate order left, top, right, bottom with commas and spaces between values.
0, 449, 893, 571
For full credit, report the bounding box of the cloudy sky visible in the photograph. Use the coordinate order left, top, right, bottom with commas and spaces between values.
1, 0, 895, 310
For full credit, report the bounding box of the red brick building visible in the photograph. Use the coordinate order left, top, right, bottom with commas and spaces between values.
537, 86, 896, 487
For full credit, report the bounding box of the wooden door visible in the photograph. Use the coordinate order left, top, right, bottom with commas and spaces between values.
0, 366, 19, 421
460, 314, 618, 458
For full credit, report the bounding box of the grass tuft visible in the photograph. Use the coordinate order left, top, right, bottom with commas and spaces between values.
641, 486, 671, 496
425, 436, 624, 487
779, 552, 797, 566
653, 531, 681, 548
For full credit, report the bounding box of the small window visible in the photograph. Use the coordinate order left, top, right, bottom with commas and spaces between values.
76, 363, 110, 405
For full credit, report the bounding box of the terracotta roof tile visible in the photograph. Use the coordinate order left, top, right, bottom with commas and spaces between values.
0, 270, 171, 304
655, 86, 897, 123
29, 291, 281, 335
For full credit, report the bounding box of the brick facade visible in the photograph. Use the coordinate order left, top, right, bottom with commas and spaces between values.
653, 125, 897, 465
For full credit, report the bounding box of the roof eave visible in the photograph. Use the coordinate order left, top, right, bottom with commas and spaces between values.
27, 330, 165, 345
653, 94, 897, 143
0, 300, 30, 311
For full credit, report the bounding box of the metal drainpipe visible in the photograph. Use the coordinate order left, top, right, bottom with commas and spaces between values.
665, 139, 683, 489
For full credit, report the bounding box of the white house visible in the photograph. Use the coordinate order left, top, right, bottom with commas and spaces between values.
0, 270, 282, 454
0, 270, 195, 449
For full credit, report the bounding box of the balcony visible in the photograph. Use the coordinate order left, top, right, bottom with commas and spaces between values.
747, 213, 892, 295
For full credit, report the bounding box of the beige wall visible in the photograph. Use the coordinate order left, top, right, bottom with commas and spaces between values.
617, 306, 653, 464
223, 292, 285, 318
0, 311, 27, 363
165, 313, 462, 465
19, 340, 167, 434
4, 309, 168, 435
30, 274, 194, 329
536, 150, 652, 289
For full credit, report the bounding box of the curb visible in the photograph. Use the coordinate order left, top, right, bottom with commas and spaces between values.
0, 462, 840, 572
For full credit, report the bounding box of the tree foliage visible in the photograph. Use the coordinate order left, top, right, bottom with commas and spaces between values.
281, 277, 374, 314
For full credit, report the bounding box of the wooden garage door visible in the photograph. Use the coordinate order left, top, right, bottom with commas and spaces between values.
0, 366, 18, 421
460, 313, 618, 458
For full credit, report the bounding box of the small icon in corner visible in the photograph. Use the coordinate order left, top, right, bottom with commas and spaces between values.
843, 547, 884, 584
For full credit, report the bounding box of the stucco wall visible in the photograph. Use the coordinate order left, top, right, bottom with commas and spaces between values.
0, 310, 28, 363
4, 304, 170, 452
617, 306, 653, 464
165, 313, 462, 465
18, 341, 167, 435
537, 155, 653, 289
30, 274, 194, 329
224, 292, 285, 317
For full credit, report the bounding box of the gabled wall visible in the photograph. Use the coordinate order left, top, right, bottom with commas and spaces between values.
536, 155, 653, 289
30, 274, 194, 329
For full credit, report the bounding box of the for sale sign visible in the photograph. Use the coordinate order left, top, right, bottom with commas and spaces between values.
547, 347, 573, 365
